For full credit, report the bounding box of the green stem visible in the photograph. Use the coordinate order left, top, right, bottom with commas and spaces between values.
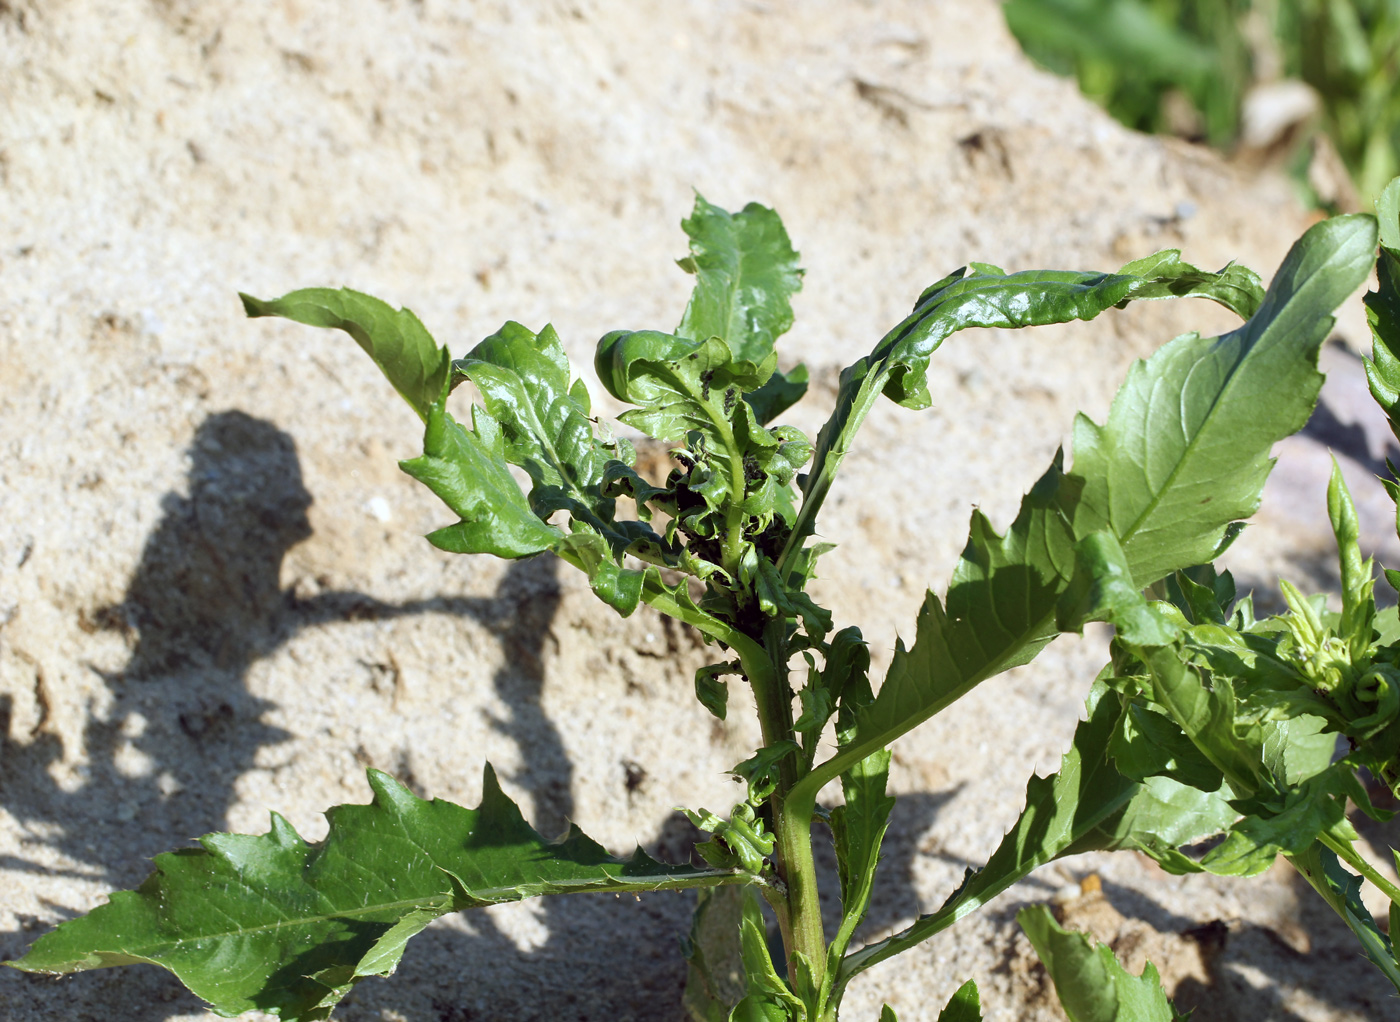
744, 618, 827, 999
1321, 831, 1400, 905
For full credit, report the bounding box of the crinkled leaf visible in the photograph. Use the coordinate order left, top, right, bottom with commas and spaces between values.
733, 742, 803, 803
779, 244, 1282, 575
1018, 905, 1184, 1022
804, 215, 1376, 794
676, 195, 804, 367
454, 321, 612, 526
402, 402, 562, 558
1116, 250, 1265, 319
240, 287, 450, 421
696, 661, 742, 721
10, 767, 753, 1020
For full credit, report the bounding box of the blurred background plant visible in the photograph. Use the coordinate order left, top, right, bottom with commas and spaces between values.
1003, 0, 1400, 210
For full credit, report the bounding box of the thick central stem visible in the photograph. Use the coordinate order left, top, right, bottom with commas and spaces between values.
745, 618, 827, 997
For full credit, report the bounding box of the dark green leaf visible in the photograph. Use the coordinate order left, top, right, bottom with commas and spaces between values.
696, 661, 742, 721
241, 288, 450, 422
747, 364, 810, 425
1018, 905, 1184, 1022
402, 402, 562, 559
676, 195, 804, 366
804, 214, 1376, 792
10, 767, 753, 1020
935, 979, 983, 1022
826, 749, 896, 970
454, 322, 611, 524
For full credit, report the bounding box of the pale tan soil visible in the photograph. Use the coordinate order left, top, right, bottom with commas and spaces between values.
0, 2, 1397, 1021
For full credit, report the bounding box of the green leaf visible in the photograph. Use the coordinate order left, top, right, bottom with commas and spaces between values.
454, 321, 614, 528
935, 979, 983, 1022
731, 888, 806, 1021
733, 742, 803, 804
779, 246, 1274, 576
684, 885, 749, 1022
241, 288, 450, 422
696, 661, 742, 721
676, 195, 804, 366
1058, 532, 1181, 645
747, 364, 810, 425
1201, 766, 1355, 877
1018, 905, 1184, 1022
10, 767, 753, 1020
1070, 214, 1376, 585
1292, 844, 1400, 994
833, 686, 1230, 990
401, 401, 563, 559
802, 214, 1377, 794
826, 749, 896, 971
593, 329, 775, 524
1116, 250, 1265, 319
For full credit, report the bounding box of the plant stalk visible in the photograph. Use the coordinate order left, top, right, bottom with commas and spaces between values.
743, 617, 828, 997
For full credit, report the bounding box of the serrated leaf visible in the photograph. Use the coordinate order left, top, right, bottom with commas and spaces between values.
402, 401, 563, 558
935, 979, 983, 1022
676, 195, 804, 367
241, 288, 450, 422
10, 767, 753, 1020
801, 214, 1377, 794
1018, 905, 1184, 1022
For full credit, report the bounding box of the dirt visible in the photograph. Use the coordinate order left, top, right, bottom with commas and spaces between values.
0, 1, 1397, 1020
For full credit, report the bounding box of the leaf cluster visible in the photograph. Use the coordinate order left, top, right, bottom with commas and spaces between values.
10, 188, 1398, 1022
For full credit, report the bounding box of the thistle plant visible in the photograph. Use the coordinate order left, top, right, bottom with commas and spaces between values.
11, 188, 1399, 1020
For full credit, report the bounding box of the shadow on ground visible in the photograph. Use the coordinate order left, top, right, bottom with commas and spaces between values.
5, 405, 1397, 1020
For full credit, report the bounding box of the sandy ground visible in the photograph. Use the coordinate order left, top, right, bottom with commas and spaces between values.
1, 1, 1398, 1020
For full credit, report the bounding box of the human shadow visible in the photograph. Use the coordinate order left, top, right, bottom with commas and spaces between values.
0, 409, 719, 1020
0, 412, 314, 890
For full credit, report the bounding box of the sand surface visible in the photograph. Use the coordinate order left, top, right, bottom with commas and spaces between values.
1, 2, 1398, 1020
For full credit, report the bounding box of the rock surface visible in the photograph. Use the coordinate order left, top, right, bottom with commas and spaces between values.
1, 1, 1396, 1020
